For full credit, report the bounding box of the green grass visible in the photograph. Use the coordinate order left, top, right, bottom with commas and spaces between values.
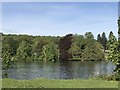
2, 78, 118, 88
0, 79, 2, 89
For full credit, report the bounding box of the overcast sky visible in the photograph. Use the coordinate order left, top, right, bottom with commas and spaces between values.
2, 2, 118, 38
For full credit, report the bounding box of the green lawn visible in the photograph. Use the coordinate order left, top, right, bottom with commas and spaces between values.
2, 78, 118, 88
0, 79, 2, 89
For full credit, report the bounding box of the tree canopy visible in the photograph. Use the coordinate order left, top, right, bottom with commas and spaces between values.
2, 32, 107, 68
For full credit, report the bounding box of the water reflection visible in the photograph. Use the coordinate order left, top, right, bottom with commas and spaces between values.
94, 61, 115, 76
59, 61, 73, 79
2, 61, 115, 80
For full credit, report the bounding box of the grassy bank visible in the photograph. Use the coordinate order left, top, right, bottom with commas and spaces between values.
2, 78, 118, 88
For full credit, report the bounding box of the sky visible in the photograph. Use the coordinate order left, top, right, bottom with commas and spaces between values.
1, 2, 118, 38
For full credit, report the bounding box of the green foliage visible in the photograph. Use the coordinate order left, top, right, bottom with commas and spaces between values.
84, 32, 94, 39
2, 44, 12, 68
68, 32, 105, 61
69, 34, 84, 60
69, 42, 81, 60
82, 40, 105, 61
2, 34, 60, 65
82, 32, 104, 61
108, 31, 114, 39
117, 17, 120, 74
107, 18, 120, 74
31, 37, 46, 61
101, 32, 107, 51
40, 43, 59, 62
97, 32, 107, 51
91, 73, 120, 81
108, 35, 120, 74
108, 34, 118, 62
2, 32, 106, 66
2, 36, 18, 56
16, 41, 31, 61
97, 34, 102, 44
118, 17, 120, 40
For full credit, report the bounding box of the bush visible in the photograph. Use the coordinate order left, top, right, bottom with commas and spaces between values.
92, 73, 120, 81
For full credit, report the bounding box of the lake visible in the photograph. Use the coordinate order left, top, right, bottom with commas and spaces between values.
3, 61, 115, 80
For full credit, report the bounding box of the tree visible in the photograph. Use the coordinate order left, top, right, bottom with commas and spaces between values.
107, 17, 120, 78
40, 43, 59, 62
82, 41, 105, 61
59, 34, 73, 60
97, 34, 102, 44
118, 17, 120, 41
109, 31, 114, 39
2, 33, 107, 63
69, 42, 81, 60
69, 34, 84, 60
108, 33, 118, 62
82, 32, 105, 61
107, 31, 120, 81
2, 36, 18, 56
84, 32, 94, 39
101, 32, 107, 51
31, 37, 47, 60
16, 41, 31, 61
2, 44, 12, 68
117, 17, 120, 74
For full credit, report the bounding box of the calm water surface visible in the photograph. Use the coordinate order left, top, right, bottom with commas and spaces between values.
3, 61, 115, 80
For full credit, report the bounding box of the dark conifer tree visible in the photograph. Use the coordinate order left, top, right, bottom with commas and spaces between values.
97, 34, 102, 44
108, 31, 113, 39
101, 32, 107, 51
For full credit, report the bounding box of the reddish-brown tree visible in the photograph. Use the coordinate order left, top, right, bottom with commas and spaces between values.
59, 34, 73, 61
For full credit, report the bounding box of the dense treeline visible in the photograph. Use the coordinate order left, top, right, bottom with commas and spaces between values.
70, 32, 105, 61
1, 31, 117, 68
2, 34, 60, 66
